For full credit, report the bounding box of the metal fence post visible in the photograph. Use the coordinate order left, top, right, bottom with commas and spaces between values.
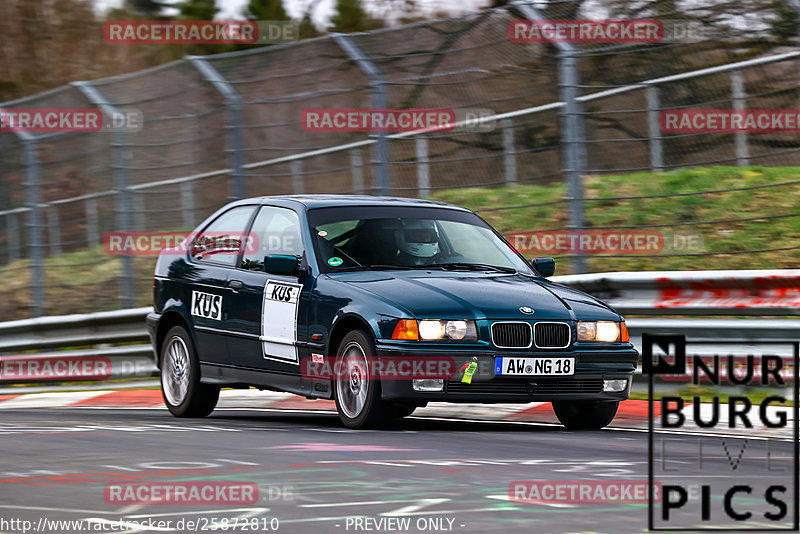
416, 135, 431, 197
730, 70, 749, 166
74, 81, 135, 308
188, 56, 246, 200
7, 212, 21, 263
560, 50, 588, 274
333, 33, 391, 196
290, 160, 304, 194
181, 114, 199, 229
501, 118, 518, 184
21, 136, 45, 316
350, 149, 364, 194
47, 204, 62, 257
646, 85, 664, 171
516, 3, 588, 273
85, 197, 99, 248
180, 182, 195, 229
115, 130, 135, 306
132, 192, 146, 232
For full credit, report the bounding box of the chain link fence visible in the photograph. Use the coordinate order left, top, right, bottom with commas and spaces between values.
2, 1, 800, 319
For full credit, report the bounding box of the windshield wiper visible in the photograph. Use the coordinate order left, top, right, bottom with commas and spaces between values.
423, 262, 517, 273
333, 264, 418, 272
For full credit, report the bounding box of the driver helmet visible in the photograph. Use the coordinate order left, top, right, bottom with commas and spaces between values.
395, 219, 440, 260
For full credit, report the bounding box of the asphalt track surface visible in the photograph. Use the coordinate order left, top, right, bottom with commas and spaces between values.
0, 407, 796, 534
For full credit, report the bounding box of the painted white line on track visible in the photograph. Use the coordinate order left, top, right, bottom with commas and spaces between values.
0, 405, 793, 441
126, 508, 270, 518
0, 505, 115, 514
487, 494, 575, 508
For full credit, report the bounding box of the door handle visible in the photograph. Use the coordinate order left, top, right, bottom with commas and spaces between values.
228, 280, 243, 291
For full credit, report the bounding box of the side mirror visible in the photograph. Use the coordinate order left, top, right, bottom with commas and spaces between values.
531, 257, 556, 277
263, 254, 300, 276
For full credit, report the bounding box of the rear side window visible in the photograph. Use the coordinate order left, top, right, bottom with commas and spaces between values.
190, 206, 256, 267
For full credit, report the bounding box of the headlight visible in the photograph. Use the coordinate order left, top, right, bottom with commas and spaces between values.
419, 320, 446, 340
392, 319, 477, 341
445, 320, 470, 340
577, 321, 621, 342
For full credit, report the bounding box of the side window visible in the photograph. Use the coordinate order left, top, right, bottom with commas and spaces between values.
190, 206, 255, 267
241, 206, 304, 271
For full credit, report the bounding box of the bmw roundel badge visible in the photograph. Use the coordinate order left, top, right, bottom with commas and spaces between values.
519, 306, 534, 315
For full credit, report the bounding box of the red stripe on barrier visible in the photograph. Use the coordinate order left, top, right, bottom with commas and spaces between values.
71, 389, 162, 407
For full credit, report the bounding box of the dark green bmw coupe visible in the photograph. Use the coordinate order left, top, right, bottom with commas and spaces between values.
147, 195, 638, 429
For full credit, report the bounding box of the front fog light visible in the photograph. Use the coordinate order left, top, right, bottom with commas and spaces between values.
603, 379, 628, 392
413, 379, 444, 392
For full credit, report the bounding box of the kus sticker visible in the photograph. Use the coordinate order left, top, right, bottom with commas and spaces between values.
266, 281, 300, 303
191, 291, 222, 320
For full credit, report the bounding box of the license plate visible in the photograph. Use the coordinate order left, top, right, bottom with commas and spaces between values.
495, 357, 575, 376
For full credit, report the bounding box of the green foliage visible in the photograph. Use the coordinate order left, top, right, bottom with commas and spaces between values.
769, 3, 800, 43
124, 0, 170, 18
243, 0, 290, 21
330, 0, 383, 33
432, 166, 800, 273
178, 0, 219, 21
299, 12, 321, 39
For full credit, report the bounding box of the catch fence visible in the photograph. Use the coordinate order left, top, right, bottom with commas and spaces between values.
2, 1, 800, 318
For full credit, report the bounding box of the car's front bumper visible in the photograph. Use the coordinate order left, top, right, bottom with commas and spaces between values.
373, 344, 638, 403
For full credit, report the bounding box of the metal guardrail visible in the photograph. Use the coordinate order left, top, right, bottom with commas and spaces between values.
551, 269, 800, 316
0, 270, 797, 384
0, 307, 156, 383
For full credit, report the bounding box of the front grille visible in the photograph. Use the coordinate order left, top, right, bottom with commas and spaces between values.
446, 377, 602, 395
491, 322, 532, 348
529, 378, 602, 394
534, 322, 571, 349
447, 379, 530, 395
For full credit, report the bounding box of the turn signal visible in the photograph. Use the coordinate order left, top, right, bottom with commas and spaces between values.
620, 322, 629, 343
391, 319, 419, 340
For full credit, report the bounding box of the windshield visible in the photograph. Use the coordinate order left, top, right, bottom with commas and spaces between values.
308, 207, 531, 274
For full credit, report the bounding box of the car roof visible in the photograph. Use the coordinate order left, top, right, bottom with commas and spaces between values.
235, 194, 471, 212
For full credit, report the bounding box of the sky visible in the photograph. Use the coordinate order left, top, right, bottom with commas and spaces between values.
94, 0, 491, 29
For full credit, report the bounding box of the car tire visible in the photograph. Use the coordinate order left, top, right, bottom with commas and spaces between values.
333, 330, 392, 429
160, 325, 220, 418
552, 400, 619, 430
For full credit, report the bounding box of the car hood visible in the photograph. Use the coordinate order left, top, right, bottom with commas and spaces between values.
334, 271, 620, 321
